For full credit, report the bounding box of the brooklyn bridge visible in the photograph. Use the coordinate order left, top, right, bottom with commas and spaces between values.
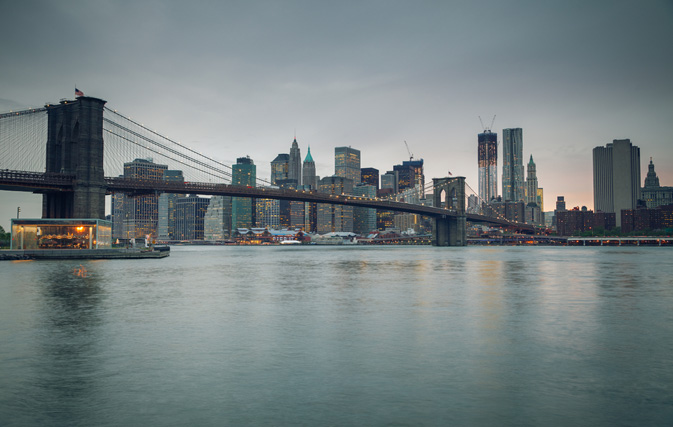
0, 95, 534, 246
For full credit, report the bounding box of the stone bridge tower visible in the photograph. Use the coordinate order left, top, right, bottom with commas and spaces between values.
432, 176, 466, 246
43, 96, 107, 219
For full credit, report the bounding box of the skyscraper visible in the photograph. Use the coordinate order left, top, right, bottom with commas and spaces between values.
593, 139, 641, 226
335, 146, 361, 184
393, 163, 414, 191
556, 196, 566, 212
175, 195, 210, 240
289, 138, 302, 186
302, 146, 318, 189
381, 170, 399, 194
255, 197, 280, 229
404, 159, 424, 195
502, 128, 524, 202
270, 153, 289, 185
231, 156, 256, 229
317, 176, 354, 233
353, 183, 377, 234
203, 196, 232, 240
158, 170, 185, 240
301, 147, 319, 231
467, 194, 480, 214
378, 170, 398, 231
525, 155, 538, 205
115, 158, 167, 239
478, 130, 498, 203
275, 178, 303, 228
360, 167, 379, 190
524, 156, 542, 225
111, 186, 127, 240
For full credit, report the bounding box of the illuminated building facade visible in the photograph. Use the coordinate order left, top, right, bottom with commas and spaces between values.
114, 158, 167, 239
394, 213, 422, 234
255, 196, 280, 229
271, 154, 290, 185
393, 163, 414, 191
502, 128, 524, 202
402, 160, 424, 195
360, 167, 379, 190
317, 176, 353, 233
376, 209, 395, 231
335, 146, 361, 184
478, 131, 498, 203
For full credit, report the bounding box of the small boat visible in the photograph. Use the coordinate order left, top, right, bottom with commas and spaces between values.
279, 240, 301, 245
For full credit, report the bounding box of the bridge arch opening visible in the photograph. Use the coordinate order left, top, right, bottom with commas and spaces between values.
448, 188, 457, 210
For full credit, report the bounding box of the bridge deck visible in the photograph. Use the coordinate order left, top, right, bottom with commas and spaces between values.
0, 170, 534, 230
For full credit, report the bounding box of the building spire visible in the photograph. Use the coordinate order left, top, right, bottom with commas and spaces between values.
644, 157, 660, 188
304, 145, 314, 163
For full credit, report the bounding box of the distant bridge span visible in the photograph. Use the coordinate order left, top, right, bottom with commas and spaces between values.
105, 176, 528, 228
0, 169, 533, 231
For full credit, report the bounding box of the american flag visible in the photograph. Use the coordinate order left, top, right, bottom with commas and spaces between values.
75, 88, 84, 97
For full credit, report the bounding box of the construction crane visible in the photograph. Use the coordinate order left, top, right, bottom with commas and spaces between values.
478, 115, 496, 132
404, 140, 413, 161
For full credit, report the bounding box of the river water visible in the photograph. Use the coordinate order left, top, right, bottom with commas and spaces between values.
1, 245, 672, 426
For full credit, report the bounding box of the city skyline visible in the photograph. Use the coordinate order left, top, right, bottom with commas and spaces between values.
1, 1, 672, 229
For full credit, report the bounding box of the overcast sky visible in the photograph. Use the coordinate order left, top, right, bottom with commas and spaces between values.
1, 0, 672, 230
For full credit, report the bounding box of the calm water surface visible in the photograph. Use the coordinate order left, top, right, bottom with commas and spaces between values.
1, 246, 672, 426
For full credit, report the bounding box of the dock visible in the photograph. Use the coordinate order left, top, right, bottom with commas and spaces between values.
0, 246, 170, 261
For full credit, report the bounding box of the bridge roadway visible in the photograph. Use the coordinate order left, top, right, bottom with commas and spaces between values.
0, 170, 534, 231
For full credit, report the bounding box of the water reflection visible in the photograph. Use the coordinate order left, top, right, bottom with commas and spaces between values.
33, 262, 105, 424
